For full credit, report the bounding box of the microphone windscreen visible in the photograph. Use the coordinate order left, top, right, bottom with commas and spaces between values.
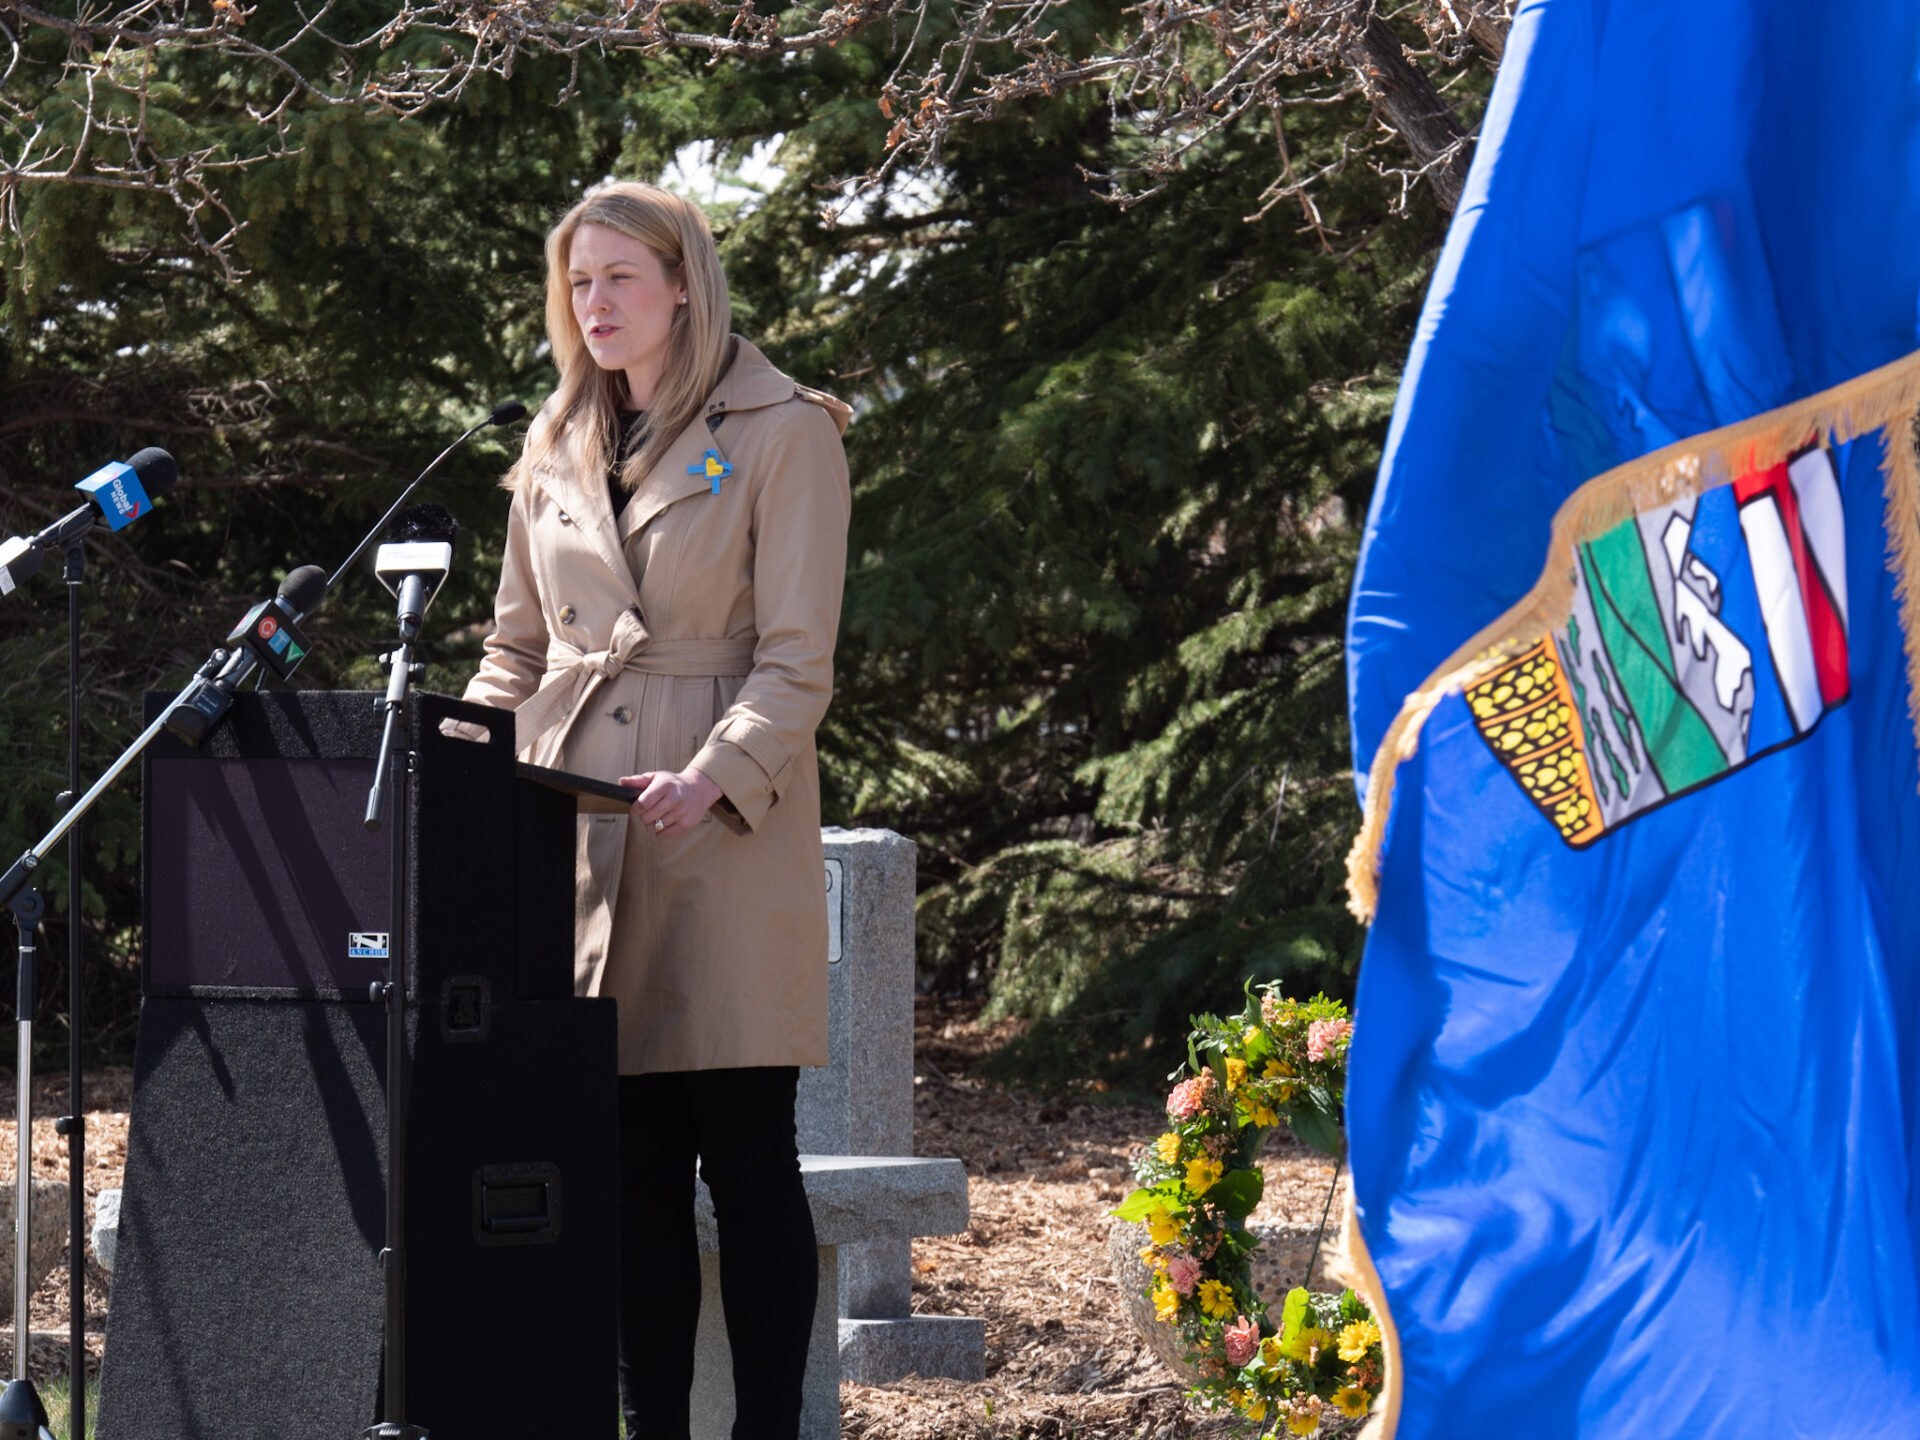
278, 564, 329, 615
488, 401, 528, 427
128, 447, 179, 499
385, 503, 459, 545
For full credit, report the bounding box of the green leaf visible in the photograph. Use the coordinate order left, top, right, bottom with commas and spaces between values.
1280, 1288, 1310, 1344
1208, 1166, 1263, 1220
1288, 1105, 1345, 1159
1112, 1181, 1185, 1222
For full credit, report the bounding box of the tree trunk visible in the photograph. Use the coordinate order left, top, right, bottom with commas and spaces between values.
1468, 12, 1508, 63
1345, 14, 1474, 213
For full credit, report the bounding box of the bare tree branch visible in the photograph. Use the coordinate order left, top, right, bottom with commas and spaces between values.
0, 0, 1513, 267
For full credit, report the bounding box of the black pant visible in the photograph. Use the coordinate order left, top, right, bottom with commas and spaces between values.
618, 1067, 818, 1440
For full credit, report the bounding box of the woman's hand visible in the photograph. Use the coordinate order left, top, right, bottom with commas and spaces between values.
623, 766, 723, 838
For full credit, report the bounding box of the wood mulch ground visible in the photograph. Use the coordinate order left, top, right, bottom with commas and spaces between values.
844, 997, 1344, 1439
0, 1065, 131, 1382
0, 1000, 1343, 1438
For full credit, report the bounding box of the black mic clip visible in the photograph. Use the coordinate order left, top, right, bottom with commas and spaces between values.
162, 647, 245, 749
374, 652, 427, 683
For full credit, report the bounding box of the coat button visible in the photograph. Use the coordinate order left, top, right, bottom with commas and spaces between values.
558, 510, 573, 525
611, 707, 632, 724
558, 605, 577, 624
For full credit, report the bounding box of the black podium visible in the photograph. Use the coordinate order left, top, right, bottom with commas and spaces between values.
97, 692, 620, 1440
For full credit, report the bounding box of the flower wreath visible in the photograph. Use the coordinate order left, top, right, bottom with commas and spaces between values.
1113, 985, 1384, 1435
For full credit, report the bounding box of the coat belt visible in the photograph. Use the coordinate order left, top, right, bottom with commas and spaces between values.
514, 606, 758, 760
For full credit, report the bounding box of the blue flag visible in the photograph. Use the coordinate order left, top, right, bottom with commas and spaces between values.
1342, 2, 1920, 1437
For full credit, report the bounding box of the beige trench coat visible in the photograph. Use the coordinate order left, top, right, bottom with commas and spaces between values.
462, 338, 851, 1074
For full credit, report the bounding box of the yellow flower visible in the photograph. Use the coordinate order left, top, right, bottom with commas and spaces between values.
1337, 1319, 1382, 1363
1249, 1101, 1279, 1127
1332, 1386, 1372, 1418
1185, 1156, 1224, 1195
1197, 1279, 1234, 1319
1259, 1336, 1284, 1368
1226, 1057, 1248, 1091
1138, 1245, 1168, 1272
1155, 1132, 1181, 1164
1280, 1325, 1332, 1363
1243, 1026, 1260, 1045
1263, 1058, 1295, 1079
1285, 1394, 1324, 1434
1152, 1281, 1180, 1322
1145, 1204, 1182, 1247
1239, 1392, 1268, 1422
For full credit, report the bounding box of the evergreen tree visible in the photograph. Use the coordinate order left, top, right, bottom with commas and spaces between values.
665, 54, 1443, 1092
0, 21, 639, 1055
0, 13, 1451, 1090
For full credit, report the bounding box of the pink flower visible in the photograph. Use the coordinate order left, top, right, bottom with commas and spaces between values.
1223, 1315, 1260, 1367
1167, 1255, 1200, 1295
1307, 1018, 1353, 1063
1166, 1072, 1217, 1120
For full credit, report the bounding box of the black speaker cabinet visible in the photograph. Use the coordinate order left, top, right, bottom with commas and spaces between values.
139, 690, 578, 1005
100, 693, 620, 1440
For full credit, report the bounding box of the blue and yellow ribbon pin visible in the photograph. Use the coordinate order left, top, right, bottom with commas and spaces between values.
688, 449, 733, 495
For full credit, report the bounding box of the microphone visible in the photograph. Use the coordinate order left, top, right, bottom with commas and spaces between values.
0, 448, 178, 595
325, 402, 522, 593
374, 505, 458, 643
228, 563, 329, 680
164, 565, 329, 748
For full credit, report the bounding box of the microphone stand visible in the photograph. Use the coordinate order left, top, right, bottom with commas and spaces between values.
362, 628, 427, 1440
0, 650, 234, 917
0, 638, 265, 1440
0, 405, 514, 1440
0, 537, 94, 1440
0, 885, 52, 1440
59, 541, 85, 1440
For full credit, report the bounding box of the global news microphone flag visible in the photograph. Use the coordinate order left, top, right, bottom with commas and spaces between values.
1338, 3, 1920, 1439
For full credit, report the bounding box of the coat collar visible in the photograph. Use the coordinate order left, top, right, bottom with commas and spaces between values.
531, 337, 839, 582
614, 336, 808, 544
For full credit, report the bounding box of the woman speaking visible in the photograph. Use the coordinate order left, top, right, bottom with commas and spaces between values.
461, 181, 850, 1440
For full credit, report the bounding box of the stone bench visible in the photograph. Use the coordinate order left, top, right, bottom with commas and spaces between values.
692, 1155, 981, 1440
800, 829, 984, 1387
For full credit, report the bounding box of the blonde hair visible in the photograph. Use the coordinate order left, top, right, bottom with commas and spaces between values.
520, 182, 733, 491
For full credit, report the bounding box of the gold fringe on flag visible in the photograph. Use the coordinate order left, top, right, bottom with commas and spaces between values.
1323, 1185, 1404, 1440
1347, 347, 1920, 924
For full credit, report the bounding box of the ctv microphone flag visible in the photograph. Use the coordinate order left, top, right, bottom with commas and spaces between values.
228, 596, 310, 681
165, 565, 328, 748
1340, 3, 1920, 1439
